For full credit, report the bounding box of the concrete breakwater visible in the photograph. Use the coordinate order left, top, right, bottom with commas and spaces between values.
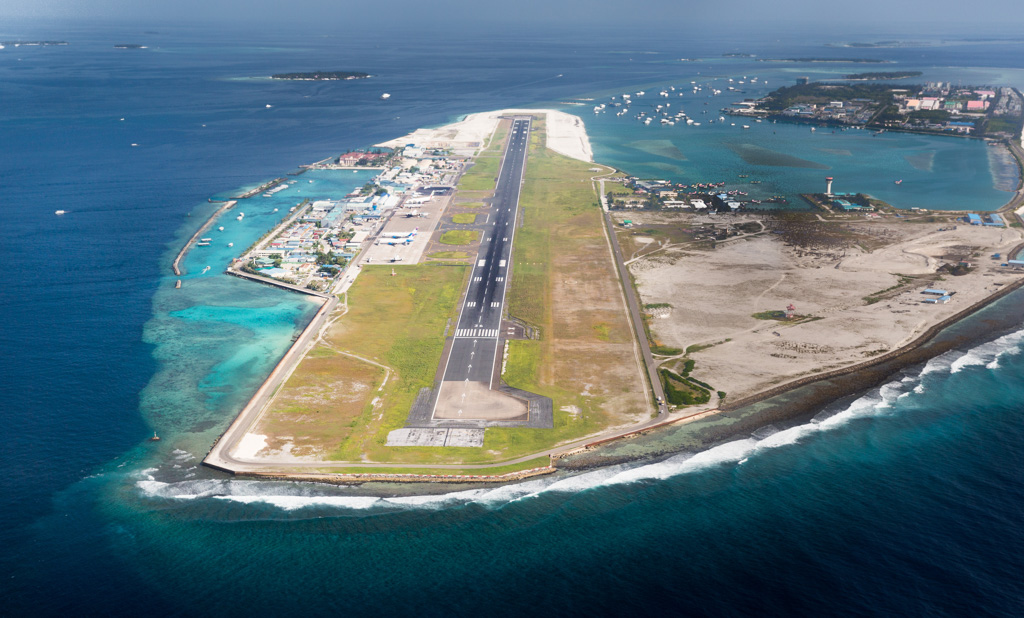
231, 177, 288, 200
225, 267, 331, 300
172, 200, 236, 276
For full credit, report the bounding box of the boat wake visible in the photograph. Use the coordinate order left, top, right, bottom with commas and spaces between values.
136, 327, 1024, 513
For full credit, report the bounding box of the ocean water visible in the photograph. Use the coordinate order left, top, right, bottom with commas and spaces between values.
3, 21, 1024, 615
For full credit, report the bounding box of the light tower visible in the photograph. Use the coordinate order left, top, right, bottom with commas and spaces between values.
825, 176, 834, 195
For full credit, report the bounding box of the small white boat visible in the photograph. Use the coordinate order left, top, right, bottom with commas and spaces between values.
237, 212, 245, 220
228, 243, 234, 247
273, 208, 279, 213
380, 93, 391, 100
265, 104, 272, 108
131, 143, 138, 147
218, 226, 224, 231
55, 210, 66, 215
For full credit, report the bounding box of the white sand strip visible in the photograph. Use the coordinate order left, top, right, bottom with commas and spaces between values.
376, 108, 592, 162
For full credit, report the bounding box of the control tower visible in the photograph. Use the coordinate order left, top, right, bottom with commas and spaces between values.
825, 176, 834, 195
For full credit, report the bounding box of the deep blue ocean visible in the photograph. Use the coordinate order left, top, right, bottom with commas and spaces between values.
3, 20, 1024, 615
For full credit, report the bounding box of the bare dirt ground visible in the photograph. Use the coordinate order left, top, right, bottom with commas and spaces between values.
624, 211, 1024, 400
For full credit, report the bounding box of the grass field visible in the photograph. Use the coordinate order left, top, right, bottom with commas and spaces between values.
440, 230, 480, 245
428, 251, 470, 260
457, 156, 501, 192
451, 213, 477, 224
252, 264, 468, 463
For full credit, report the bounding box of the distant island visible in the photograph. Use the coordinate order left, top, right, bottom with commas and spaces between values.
723, 53, 756, 58
759, 58, 889, 64
827, 41, 930, 48
843, 71, 922, 80
1, 40, 68, 47
723, 80, 1024, 139
114, 44, 147, 49
271, 71, 371, 81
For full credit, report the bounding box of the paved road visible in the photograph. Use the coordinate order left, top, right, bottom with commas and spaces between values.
431, 117, 531, 416
603, 210, 668, 416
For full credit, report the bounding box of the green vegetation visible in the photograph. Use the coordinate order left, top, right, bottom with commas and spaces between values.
252, 264, 473, 465
439, 230, 480, 245
451, 213, 477, 224
455, 201, 486, 209
986, 117, 1024, 136
428, 251, 470, 260
685, 339, 728, 355
458, 155, 501, 191
752, 310, 789, 320
759, 82, 899, 111
651, 345, 683, 355
660, 368, 711, 406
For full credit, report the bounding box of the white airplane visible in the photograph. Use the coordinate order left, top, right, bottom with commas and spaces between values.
381, 227, 418, 239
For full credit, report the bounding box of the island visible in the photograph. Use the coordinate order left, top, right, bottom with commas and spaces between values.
1, 40, 68, 47
194, 97, 1024, 485
758, 57, 889, 63
724, 80, 1024, 140
842, 71, 922, 80
270, 71, 371, 81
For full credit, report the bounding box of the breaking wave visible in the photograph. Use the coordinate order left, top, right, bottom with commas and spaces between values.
136, 328, 1024, 512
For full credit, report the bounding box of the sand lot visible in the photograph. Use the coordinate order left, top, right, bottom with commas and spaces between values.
629, 214, 1024, 400
377, 108, 592, 162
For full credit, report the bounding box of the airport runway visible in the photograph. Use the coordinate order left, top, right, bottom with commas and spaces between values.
432, 117, 531, 420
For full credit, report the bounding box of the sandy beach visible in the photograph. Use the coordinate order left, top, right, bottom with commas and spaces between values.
376, 108, 593, 162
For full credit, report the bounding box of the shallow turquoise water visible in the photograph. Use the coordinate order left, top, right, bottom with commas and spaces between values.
575, 61, 1017, 210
